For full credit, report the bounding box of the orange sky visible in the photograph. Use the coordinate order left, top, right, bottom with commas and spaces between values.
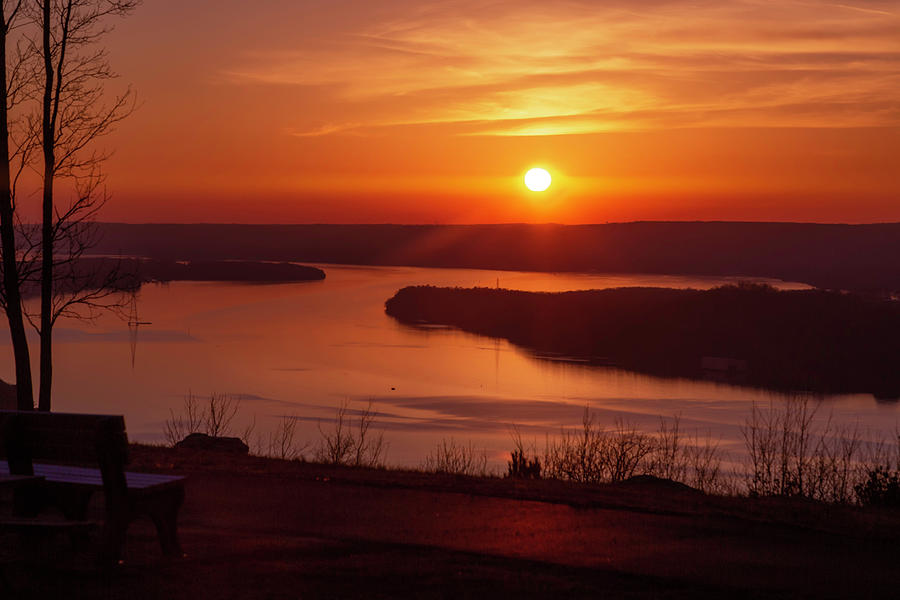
68, 0, 900, 223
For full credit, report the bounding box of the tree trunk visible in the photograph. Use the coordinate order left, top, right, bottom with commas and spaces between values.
0, 5, 34, 410
38, 0, 54, 412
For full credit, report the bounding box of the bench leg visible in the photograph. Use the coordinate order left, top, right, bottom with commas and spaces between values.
0, 566, 12, 596
98, 511, 129, 568
146, 487, 185, 558
53, 488, 94, 521
12, 480, 46, 518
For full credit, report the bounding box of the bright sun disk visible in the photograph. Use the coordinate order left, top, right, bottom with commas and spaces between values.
524, 168, 552, 192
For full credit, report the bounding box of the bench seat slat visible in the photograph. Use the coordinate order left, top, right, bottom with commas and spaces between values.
0, 463, 185, 491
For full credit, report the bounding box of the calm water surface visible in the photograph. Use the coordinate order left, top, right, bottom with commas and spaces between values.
6, 265, 898, 468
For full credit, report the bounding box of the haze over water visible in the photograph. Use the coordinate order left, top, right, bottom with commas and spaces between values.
9, 265, 897, 468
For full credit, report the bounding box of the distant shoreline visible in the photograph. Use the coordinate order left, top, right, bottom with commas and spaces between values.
126, 258, 326, 284
17, 258, 326, 299
385, 284, 900, 397
87, 222, 900, 293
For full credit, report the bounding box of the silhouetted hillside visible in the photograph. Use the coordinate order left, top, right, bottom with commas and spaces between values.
90, 222, 900, 292
385, 284, 900, 396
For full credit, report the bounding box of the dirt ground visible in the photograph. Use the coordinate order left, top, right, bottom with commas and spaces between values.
3, 445, 899, 599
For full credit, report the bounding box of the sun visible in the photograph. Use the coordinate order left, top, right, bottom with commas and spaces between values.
524, 167, 552, 192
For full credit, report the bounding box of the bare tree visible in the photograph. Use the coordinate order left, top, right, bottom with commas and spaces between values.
28, 0, 139, 410
0, 0, 34, 410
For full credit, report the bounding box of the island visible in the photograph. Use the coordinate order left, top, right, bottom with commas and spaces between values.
385, 283, 900, 397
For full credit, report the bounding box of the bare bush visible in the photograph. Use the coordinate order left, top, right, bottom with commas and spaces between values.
805, 420, 863, 503
240, 414, 257, 448
606, 419, 656, 482
855, 463, 900, 508
315, 399, 387, 467
163, 392, 204, 445
264, 416, 308, 460
853, 433, 900, 507
542, 407, 605, 483
165, 394, 305, 460
646, 414, 688, 482
315, 401, 354, 464
423, 438, 488, 476
740, 397, 900, 504
538, 409, 727, 492
507, 426, 541, 479
542, 408, 656, 483
684, 431, 725, 494
742, 397, 819, 497
205, 392, 240, 437
163, 391, 242, 445
860, 433, 899, 473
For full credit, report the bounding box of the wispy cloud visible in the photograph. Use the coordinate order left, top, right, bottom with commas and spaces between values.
219, 0, 900, 136
829, 3, 895, 17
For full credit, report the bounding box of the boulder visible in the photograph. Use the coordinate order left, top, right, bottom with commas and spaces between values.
624, 474, 697, 492
175, 432, 249, 454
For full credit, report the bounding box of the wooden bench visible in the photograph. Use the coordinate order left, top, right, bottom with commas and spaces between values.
0, 410, 185, 565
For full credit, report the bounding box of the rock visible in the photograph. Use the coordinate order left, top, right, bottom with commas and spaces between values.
624, 474, 697, 492
175, 432, 249, 454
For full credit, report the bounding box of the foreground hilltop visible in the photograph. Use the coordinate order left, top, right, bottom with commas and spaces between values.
386, 283, 900, 396
92, 222, 900, 292
7, 444, 898, 599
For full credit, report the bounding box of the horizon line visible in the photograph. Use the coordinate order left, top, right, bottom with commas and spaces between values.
87, 220, 900, 227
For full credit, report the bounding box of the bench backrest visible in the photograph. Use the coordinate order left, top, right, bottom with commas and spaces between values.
0, 410, 130, 509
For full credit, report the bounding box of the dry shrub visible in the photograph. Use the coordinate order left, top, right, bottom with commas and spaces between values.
741, 396, 820, 497
314, 399, 387, 467
261, 415, 309, 460
507, 426, 541, 479
542, 408, 655, 483
855, 465, 900, 507
164, 392, 241, 445
526, 399, 899, 504
605, 419, 656, 482
542, 408, 605, 483
536, 408, 727, 492
423, 438, 488, 476
741, 397, 900, 504
646, 415, 688, 482
205, 392, 240, 437
805, 420, 863, 503
853, 431, 900, 507
684, 430, 726, 494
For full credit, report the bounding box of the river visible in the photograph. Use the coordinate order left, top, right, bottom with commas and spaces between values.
4, 264, 897, 469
